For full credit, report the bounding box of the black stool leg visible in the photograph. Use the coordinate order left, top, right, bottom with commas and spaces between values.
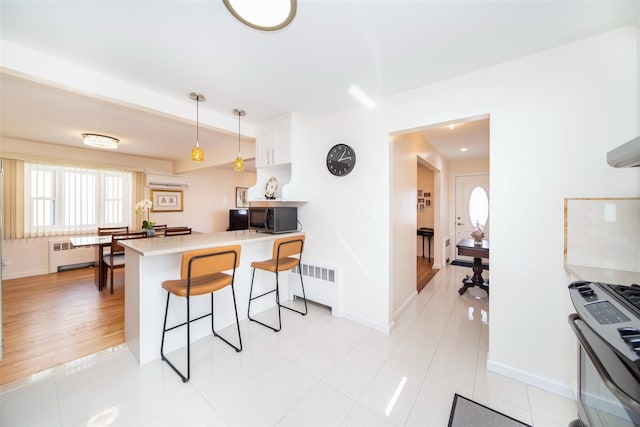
279, 266, 308, 316
160, 292, 190, 383
211, 288, 243, 352
247, 267, 282, 332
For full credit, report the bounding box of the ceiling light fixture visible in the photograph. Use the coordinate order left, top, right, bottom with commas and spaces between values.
190, 92, 205, 162
82, 133, 119, 150
460, 148, 468, 152
233, 108, 246, 172
223, 0, 296, 32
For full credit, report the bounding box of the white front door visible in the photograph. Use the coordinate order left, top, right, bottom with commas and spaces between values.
454, 173, 490, 262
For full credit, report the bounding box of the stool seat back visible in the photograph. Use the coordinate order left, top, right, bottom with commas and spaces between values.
180, 245, 241, 280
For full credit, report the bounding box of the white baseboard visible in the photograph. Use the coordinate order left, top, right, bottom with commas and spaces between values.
2, 267, 50, 280
339, 309, 391, 335
487, 358, 575, 400
394, 291, 418, 321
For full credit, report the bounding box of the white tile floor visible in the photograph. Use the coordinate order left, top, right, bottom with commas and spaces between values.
1, 266, 578, 426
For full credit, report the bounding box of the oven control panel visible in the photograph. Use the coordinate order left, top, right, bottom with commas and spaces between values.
569, 281, 640, 368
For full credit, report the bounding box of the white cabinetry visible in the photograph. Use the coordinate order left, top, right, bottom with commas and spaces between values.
256, 117, 291, 168
248, 113, 309, 203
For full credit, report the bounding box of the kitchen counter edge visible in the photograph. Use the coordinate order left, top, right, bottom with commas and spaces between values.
119, 230, 304, 257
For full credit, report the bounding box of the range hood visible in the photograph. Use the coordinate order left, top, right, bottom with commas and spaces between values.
607, 136, 640, 167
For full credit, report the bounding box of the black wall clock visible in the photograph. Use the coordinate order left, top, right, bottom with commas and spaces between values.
326, 143, 356, 176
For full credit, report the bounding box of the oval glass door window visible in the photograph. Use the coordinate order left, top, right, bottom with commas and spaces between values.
468, 186, 489, 227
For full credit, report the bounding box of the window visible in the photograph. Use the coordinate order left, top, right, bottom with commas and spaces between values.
24, 162, 132, 236
468, 185, 489, 228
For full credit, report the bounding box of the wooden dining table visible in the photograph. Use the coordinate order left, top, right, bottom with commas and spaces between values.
456, 238, 489, 296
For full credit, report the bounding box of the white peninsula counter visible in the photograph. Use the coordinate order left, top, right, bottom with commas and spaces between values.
120, 230, 304, 365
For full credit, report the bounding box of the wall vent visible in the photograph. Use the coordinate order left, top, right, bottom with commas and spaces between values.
49, 239, 96, 273
293, 263, 335, 283
289, 262, 336, 309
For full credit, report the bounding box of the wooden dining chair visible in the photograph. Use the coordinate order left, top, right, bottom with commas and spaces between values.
161, 245, 243, 382
102, 231, 147, 294
98, 226, 131, 260
153, 224, 167, 235
164, 227, 192, 236
98, 226, 129, 236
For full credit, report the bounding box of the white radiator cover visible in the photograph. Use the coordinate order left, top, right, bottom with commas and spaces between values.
442, 236, 451, 267
48, 239, 96, 273
288, 262, 336, 309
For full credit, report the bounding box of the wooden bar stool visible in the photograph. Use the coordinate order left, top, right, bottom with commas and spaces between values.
160, 245, 242, 383
247, 235, 306, 332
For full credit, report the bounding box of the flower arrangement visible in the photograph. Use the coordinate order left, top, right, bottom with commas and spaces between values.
135, 199, 155, 230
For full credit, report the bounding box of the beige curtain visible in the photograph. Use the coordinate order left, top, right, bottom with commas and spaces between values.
132, 171, 145, 229
1, 158, 25, 240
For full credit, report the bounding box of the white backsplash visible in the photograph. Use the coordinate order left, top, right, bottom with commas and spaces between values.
565, 198, 640, 272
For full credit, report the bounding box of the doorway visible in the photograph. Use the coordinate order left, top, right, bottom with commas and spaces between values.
454, 173, 490, 263
417, 160, 437, 292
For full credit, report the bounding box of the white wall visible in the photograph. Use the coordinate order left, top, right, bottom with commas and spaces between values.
300, 26, 639, 396
1, 140, 256, 279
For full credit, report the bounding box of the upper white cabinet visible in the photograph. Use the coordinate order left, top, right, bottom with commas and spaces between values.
256, 114, 298, 168
248, 113, 309, 203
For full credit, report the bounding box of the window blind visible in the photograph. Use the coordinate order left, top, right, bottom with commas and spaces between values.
23, 162, 132, 237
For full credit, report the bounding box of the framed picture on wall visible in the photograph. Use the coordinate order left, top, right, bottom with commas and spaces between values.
151, 190, 183, 212
426, 199, 431, 207
236, 187, 249, 208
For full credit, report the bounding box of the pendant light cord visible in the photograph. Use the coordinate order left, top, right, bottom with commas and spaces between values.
196, 96, 200, 147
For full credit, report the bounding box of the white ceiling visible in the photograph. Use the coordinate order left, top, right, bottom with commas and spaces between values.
1, 1, 638, 164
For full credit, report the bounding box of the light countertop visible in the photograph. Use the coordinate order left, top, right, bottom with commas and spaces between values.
119, 230, 304, 256
565, 264, 640, 285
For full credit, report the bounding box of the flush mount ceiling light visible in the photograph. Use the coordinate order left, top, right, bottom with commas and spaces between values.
82, 133, 119, 150
223, 0, 296, 31
190, 92, 205, 162
233, 108, 246, 172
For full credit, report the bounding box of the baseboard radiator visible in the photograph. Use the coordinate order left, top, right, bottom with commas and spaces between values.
48, 239, 96, 273
288, 262, 336, 309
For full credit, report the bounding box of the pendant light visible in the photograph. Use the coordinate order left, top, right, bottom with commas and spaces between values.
190, 92, 205, 162
233, 108, 246, 172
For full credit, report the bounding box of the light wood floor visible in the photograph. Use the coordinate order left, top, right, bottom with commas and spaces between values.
417, 256, 439, 293
0, 267, 124, 385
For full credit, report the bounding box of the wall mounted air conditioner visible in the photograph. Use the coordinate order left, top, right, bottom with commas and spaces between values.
146, 174, 189, 189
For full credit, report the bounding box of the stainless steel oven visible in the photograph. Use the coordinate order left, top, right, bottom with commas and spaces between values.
568, 281, 640, 426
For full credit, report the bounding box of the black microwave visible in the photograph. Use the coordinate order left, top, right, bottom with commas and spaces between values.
249, 207, 298, 233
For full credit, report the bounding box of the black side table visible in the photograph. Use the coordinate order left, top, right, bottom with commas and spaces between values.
417, 228, 434, 262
